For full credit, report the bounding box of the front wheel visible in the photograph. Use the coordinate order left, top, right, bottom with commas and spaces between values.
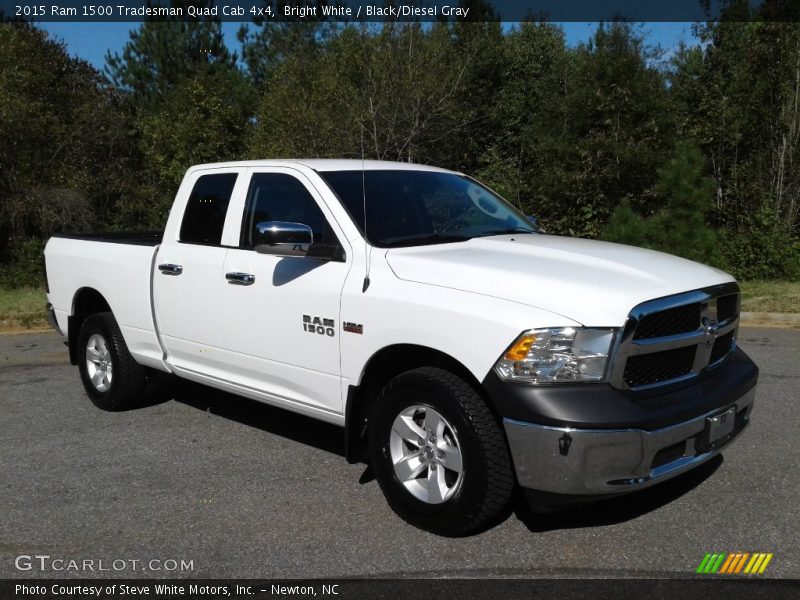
77, 312, 147, 411
369, 367, 515, 536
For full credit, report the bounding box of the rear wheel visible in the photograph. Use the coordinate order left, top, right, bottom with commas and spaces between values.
77, 312, 146, 411
369, 367, 514, 536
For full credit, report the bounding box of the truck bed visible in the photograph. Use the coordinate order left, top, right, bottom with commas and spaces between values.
51, 230, 163, 246
45, 234, 165, 371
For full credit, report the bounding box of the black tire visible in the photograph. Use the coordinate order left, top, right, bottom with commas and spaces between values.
369, 367, 514, 536
77, 312, 147, 411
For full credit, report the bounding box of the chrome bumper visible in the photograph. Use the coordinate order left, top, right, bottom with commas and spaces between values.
504, 386, 756, 495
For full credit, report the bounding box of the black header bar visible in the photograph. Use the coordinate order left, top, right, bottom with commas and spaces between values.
2, 1, 798, 23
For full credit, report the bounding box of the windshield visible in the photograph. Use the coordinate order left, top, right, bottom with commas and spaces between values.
319, 170, 537, 247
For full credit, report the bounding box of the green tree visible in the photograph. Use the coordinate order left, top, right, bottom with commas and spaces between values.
647, 143, 718, 263
475, 21, 571, 222
604, 143, 719, 265
247, 24, 357, 158
0, 23, 138, 284
3, 15, 800, 283
106, 6, 253, 224
448, 1, 505, 172
104, 1, 240, 107
677, 2, 800, 226
137, 74, 250, 219
670, 1, 800, 277
238, 2, 335, 90
477, 21, 672, 238
603, 200, 648, 248
563, 21, 673, 236
249, 22, 472, 163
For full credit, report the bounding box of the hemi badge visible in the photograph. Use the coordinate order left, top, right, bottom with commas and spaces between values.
343, 322, 363, 334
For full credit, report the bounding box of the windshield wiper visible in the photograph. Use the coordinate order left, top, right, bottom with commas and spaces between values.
381, 233, 473, 248
477, 226, 538, 237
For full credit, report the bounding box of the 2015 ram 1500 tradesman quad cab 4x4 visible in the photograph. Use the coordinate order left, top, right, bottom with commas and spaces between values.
44, 160, 758, 536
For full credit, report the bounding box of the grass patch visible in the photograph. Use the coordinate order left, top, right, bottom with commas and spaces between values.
0, 286, 47, 328
740, 281, 800, 314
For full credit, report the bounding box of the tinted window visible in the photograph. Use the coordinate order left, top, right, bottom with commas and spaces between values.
241, 173, 329, 248
179, 173, 238, 245
320, 170, 535, 247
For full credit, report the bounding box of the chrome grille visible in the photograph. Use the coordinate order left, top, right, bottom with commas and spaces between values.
609, 283, 740, 391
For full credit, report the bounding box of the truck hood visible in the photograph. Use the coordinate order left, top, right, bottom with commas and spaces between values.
384, 234, 734, 326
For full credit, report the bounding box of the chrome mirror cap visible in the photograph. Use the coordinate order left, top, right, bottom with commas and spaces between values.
254, 221, 313, 257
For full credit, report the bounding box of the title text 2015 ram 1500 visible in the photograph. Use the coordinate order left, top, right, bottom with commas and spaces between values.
44, 160, 759, 536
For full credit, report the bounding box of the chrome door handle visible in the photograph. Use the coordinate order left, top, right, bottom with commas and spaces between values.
225, 272, 255, 286
158, 263, 183, 276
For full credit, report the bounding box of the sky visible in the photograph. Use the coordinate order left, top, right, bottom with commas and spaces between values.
38, 21, 696, 72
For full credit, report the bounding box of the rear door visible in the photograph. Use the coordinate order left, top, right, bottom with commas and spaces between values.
220, 167, 351, 416
153, 168, 246, 374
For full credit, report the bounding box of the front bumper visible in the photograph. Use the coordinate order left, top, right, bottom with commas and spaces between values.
488, 347, 759, 496
504, 385, 754, 494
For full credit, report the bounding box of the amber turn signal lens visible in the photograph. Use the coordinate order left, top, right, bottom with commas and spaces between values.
505, 335, 537, 361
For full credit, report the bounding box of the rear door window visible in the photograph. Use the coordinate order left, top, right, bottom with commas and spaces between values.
179, 173, 239, 245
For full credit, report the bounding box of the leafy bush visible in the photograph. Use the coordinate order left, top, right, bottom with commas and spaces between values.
718, 206, 800, 280
0, 238, 46, 289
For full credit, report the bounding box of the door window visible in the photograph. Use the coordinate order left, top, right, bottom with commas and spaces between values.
241, 173, 331, 248
179, 173, 238, 245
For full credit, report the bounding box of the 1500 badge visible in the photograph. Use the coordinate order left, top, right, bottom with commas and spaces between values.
303, 315, 335, 337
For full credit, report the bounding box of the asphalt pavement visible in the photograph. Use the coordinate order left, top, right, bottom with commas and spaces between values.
1, 328, 797, 578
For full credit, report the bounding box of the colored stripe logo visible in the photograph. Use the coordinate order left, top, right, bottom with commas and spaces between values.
696, 552, 773, 574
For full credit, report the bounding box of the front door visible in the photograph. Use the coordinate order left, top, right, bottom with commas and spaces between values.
221, 168, 351, 416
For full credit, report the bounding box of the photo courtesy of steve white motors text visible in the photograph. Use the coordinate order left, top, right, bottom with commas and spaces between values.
14, 583, 341, 597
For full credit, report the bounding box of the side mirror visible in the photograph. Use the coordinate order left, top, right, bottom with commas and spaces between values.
254, 221, 313, 257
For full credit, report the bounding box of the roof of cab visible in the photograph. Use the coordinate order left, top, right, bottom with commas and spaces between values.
187, 159, 457, 174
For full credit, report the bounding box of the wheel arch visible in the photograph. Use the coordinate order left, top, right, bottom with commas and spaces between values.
344, 343, 491, 463
68, 287, 112, 365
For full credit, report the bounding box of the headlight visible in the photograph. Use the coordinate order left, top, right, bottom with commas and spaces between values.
494, 327, 616, 384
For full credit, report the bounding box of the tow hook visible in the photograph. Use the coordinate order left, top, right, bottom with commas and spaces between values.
558, 433, 572, 456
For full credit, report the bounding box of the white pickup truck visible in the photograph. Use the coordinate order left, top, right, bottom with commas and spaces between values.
44, 160, 758, 535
